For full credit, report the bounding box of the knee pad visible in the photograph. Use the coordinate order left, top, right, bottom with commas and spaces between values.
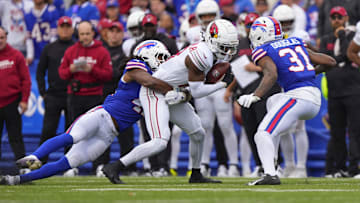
152, 138, 168, 151
254, 130, 271, 144
188, 128, 205, 142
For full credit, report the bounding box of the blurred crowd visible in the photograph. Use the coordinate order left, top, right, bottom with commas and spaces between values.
1, 0, 360, 178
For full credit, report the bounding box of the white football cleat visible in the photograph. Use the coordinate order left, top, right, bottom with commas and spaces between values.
200, 164, 211, 177
0, 175, 20, 185
19, 168, 31, 175
16, 155, 42, 170
217, 165, 228, 177
282, 165, 296, 178
96, 165, 105, 177
288, 167, 307, 178
228, 165, 240, 177
63, 168, 79, 177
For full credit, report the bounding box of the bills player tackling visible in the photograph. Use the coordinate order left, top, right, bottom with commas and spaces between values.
102, 19, 239, 184
0, 40, 172, 185
237, 16, 336, 185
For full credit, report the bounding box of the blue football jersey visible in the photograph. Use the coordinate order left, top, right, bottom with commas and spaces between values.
66, 2, 100, 27
252, 37, 316, 91
102, 59, 152, 132
25, 4, 59, 59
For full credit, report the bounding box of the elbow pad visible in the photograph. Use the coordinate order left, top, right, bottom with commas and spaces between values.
188, 81, 226, 99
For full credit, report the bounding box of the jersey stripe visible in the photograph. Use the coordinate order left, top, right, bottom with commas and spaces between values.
125, 65, 148, 72
253, 50, 267, 64
189, 50, 207, 71
265, 99, 296, 134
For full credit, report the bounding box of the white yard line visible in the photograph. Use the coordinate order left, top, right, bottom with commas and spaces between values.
72, 188, 359, 192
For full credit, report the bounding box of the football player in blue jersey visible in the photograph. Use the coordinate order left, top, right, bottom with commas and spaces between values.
24, 0, 59, 64
237, 16, 336, 185
0, 40, 173, 185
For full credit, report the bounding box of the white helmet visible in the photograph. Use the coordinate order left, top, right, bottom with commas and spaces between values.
249, 16, 283, 49
273, 5, 295, 33
133, 40, 170, 71
204, 19, 239, 61
195, 0, 220, 30
127, 11, 145, 38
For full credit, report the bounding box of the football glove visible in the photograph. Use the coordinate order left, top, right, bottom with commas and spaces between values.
165, 88, 190, 105
237, 93, 261, 108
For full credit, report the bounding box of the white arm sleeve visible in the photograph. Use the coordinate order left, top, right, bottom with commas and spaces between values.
188, 81, 226, 99
26, 38, 34, 60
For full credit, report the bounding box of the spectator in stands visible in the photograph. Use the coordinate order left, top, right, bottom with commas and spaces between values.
53, 0, 65, 16
97, 18, 112, 44
0, 26, 31, 174
131, 0, 149, 13
105, 0, 127, 26
93, 21, 137, 176
319, 6, 360, 178
306, 0, 323, 48
0, 0, 33, 56
24, 0, 59, 65
255, 0, 269, 16
35, 16, 75, 164
234, 0, 255, 14
66, 0, 100, 27
220, 0, 238, 23
317, 0, 360, 44
58, 21, 113, 175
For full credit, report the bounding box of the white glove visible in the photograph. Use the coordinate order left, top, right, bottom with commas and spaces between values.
237, 93, 261, 108
165, 90, 187, 105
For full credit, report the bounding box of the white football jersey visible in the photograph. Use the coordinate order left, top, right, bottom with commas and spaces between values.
354, 21, 360, 46
153, 42, 214, 87
186, 25, 203, 44
0, 0, 33, 51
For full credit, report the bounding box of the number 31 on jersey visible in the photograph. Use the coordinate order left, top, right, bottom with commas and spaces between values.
279, 45, 314, 72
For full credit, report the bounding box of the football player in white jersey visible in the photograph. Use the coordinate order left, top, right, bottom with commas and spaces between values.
186, 0, 240, 177
273, 4, 311, 178
102, 19, 239, 184
122, 11, 145, 57
347, 21, 360, 67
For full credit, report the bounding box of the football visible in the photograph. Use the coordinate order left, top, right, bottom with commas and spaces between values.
205, 62, 230, 84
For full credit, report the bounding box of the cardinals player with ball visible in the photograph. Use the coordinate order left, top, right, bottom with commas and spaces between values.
102, 19, 239, 184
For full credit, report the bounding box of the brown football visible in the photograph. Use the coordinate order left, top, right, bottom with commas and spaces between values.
205, 62, 230, 84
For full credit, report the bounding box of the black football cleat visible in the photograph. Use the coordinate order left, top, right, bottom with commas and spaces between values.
189, 170, 222, 183
247, 174, 281, 186
102, 162, 124, 184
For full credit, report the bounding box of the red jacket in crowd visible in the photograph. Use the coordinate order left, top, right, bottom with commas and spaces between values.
0, 44, 31, 108
58, 40, 112, 96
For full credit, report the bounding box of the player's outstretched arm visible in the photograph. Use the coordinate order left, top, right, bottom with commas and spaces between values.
253, 56, 278, 98
186, 56, 226, 98
347, 41, 360, 67
306, 48, 336, 74
126, 69, 173, 94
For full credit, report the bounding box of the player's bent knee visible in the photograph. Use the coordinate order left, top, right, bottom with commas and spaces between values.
254, 130, 271, 144
188, 128, 205, 142
153, 138, 168, 151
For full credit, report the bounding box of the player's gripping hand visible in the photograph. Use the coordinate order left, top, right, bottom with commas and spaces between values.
237, 93, 260, 108
222, 68, 234, 87
165, 88, 191, 105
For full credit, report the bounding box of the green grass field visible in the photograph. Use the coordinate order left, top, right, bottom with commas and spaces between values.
1, 176, 360, 203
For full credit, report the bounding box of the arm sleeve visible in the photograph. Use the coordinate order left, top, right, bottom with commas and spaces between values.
89, 48, 113, 81
58, 50, 73, 80
252, 48, 268, 65
36, 45, 48, 96
16, 53, 31, 103
188, 81, 225, 99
